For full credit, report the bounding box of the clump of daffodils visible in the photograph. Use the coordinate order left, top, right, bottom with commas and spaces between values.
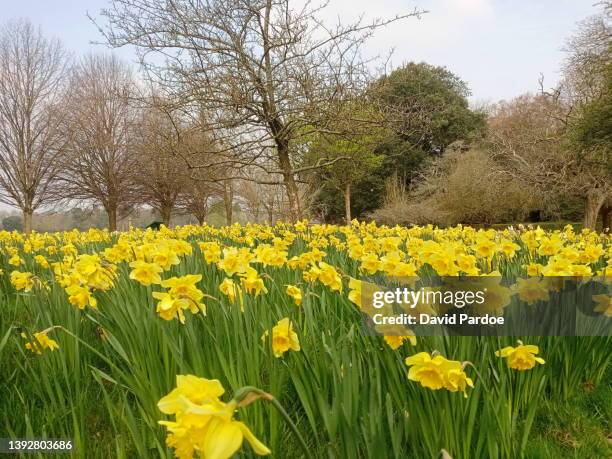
158, 375, 270, 459
152, 275, 207, 323
303, 261, 342, 292
405, 352, 474, 397
55, 253, 116, 310
10, 270, 35, 292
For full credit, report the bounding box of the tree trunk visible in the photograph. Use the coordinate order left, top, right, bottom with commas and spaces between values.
600, 202, 610, 232
267, 203, 274, 226
283, 171, 301, 222
23, 209, 33, 234
160, 206, 172, 227
196, 214, 206, 225
107, 206, 118, 232
277, 146, 301, 222
583, 189, 606, 230
224, 181, 233, 225
262, 0, 301, 222
344, 183, 352, 225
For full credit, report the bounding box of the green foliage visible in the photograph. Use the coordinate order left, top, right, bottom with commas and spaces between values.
309, 132, 385, 194
569, 65, 612, 166
375, 136, 428, 185
374, 62, 486, 155
306, 103, 387, 221
313, 62, 486, 222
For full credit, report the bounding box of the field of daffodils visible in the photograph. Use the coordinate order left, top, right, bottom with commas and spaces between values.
1, 222, 610, 458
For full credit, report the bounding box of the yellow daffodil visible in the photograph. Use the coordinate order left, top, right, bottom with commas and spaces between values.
150, 243, 181, 270
8, 254, 23, 266
383, 335, 417, 350
591, 294, 611, 316
360, 253, 381, 275
65, 284, 98, 309
405, 352, 473, 397
158, 375, 270, 459
153, 292, 191, 323
496, 344, 545, 371
199, 241, 222, 263
218, 247, 250, 276
511, 278, 550, 305
21, 330, 59, 354
219, 278, 241, 305
405, 352, 449, 390
240, 267, 267, 296
285, 285, 302, 306
162, 275, 206, 308
263, 318, 300, 358
316, 262, 342, 292
34, 254, 50, 269
129, 260, 163, 286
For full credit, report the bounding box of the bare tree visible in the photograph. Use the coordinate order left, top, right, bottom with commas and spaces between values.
180, 177, 215, 225
96, 0, 424, 221
176, 124, 236, 224
58, 54, 140, 231
487, 5, 611, 230
135, 104, 191, 226
487, 92, 609, 229
561, 4, 611, 228
238, 180, 264, 223
221, 180, 235, 225
0, 20, 69, 233
235, 168, 287, 223
562, 3, 611, 104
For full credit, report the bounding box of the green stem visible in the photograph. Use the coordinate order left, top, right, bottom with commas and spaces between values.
268, 397, 312, 459
233, 386, 312, 459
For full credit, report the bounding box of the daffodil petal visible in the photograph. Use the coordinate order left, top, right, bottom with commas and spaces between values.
201, 418, 243, 459
237, 421, 271, 455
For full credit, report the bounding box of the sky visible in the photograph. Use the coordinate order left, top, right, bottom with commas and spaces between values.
0, 0, 602, 212
0, 0, 599, 103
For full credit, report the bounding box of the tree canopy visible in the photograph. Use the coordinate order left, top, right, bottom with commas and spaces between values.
312, 62, 486, 221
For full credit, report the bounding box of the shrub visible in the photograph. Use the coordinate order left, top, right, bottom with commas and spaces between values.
2, 215, 23, 232
371, 147, 541, 226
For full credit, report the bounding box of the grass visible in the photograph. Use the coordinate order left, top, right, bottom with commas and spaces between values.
526, 370, 612, 458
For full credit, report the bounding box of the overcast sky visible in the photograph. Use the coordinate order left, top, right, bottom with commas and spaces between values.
0, 0, 602, 212
0, 0, 600, 102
